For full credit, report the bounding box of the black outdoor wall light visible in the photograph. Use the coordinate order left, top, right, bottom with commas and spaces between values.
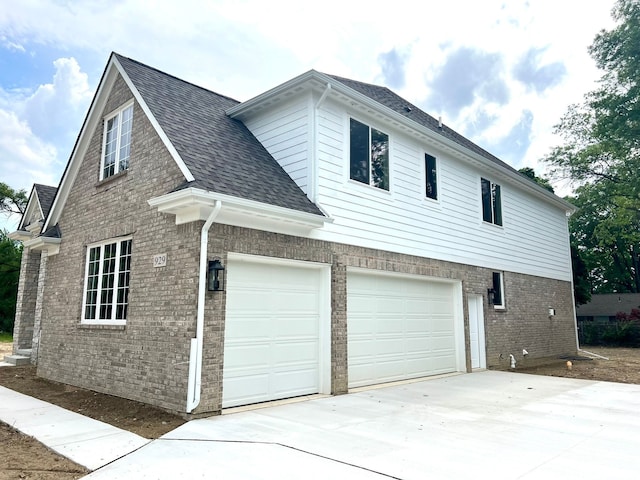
207, 259, 225, 292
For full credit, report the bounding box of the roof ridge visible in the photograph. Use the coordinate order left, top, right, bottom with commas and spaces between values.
113, 52, 241, 105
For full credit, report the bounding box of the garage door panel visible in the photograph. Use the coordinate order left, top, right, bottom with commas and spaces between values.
348, 272, 458, 389
223, 259, 323, 408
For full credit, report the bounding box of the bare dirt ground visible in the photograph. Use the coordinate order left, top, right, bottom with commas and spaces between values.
1, 344, 639, 478
0, 342, 185, 480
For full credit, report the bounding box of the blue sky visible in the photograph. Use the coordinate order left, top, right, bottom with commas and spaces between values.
0, 0, 616, 230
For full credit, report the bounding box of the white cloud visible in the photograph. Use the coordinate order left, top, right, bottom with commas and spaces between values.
0, 0, 619, 201
0, 57, 91, 197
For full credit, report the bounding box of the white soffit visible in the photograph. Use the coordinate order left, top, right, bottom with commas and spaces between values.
148, 188, 331, 236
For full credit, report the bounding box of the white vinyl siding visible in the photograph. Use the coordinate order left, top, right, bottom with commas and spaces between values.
311, 100, 572, 282
242, 98, 310, 194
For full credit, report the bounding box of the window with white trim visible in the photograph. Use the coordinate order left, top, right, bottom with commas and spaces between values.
101, 103, 133, 180
491, 271, 505, 309
425, 153, 437, 200
82, 238, 132, 323
481, 178, 502, 226
350, 118, 389, 190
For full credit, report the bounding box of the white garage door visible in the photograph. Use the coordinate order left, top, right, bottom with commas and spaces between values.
223, 257, 326, 408
348, 271, 459, 388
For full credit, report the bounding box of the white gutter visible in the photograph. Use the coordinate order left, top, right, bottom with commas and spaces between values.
186, 200, 222, 413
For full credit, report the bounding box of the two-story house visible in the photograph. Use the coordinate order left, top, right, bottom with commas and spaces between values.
10, 53, 578, 416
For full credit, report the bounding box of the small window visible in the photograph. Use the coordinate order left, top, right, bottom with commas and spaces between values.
101, 103, 133, 180
350, 118, 389, 190
481, 178, 502, 226
491, 271, 505, 309
425, 154, 437, 200
82, 238, 132, 323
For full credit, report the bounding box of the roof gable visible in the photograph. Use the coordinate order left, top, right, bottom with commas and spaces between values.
18, 183, 57, 231
44, 53, 322, 231
114, 55, 321, 216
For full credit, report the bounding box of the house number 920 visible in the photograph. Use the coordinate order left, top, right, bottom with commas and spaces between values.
153, 254, 167, 268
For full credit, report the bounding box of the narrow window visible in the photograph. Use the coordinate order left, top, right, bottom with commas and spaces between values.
492, 272, 505, 309
350, 118, 389, 191
101, 104, 133, 180
481, 178, 502, 225
83, 238, 132, 323
425, 154, 437, 200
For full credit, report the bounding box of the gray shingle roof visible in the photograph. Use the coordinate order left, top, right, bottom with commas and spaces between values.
115, 54, 322, 216
327, 74, 527, 179
34, 184, 57, 219
576, 293, 640, 317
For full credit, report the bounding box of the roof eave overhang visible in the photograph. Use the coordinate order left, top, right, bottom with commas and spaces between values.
8, 230, 33, 242
23, 236, 61, 256
228, 71, 576, 214
148, 187, 331, 236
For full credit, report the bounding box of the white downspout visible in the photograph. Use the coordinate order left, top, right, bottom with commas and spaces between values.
310, 83, 331, 203
186, 200, 222, 413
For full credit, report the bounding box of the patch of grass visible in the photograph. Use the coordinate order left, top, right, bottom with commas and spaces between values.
0, 332, 12, 343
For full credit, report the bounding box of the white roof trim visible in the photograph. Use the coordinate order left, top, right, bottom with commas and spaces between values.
111, 56, 195, 183
148, 187, 331, 236
19, 187, 43, 231
8, 230, 33, 242
23, 236, 61, 256
43, 53, 195, 232
228, 70, 575, 214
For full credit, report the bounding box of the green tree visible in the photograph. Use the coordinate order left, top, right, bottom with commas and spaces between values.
545, 0, 640, 293
517, 167, 555, 193
0, 182, 27, 217
0, 230, 22, 333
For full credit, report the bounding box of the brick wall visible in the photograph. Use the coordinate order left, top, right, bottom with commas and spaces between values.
36, 74, 199, 413
13, 248, 41, 351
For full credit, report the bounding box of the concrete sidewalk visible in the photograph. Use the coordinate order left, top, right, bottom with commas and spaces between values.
0, 386, 149, 470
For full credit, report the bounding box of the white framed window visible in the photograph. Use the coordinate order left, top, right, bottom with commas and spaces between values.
82, 237, 132, 324
425, 153, 438, 200
490, 271, 505, 309
349, 117, 390, 191
101, 103, 133, 180
481, 177, 502, 226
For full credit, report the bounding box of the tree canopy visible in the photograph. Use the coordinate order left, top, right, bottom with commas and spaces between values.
0, 229, 22, 333
545, 0, 640, 295
0, 182, 27, 217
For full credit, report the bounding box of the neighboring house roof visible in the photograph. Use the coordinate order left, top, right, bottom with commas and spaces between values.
576, 293, 640, 317
114, 54, 322, 216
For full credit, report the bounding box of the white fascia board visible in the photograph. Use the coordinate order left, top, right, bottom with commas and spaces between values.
19, 187, 39, 231
23, 236, 61, 256
112, 56, 195, 183
229, 70, 575, 214
8, 230, 33, 242
148, 188, 331, 234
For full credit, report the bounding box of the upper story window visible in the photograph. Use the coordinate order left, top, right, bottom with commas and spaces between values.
101, 103, 133, 180
350, 118, 389, 191
425, 154, 437, 200
82, 237, 132, 324
481, 178, 502, 226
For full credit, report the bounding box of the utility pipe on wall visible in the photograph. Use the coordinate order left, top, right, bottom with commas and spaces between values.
186, 200, 222, 413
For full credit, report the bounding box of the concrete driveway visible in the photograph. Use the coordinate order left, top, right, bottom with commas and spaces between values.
83, 371, 640, 479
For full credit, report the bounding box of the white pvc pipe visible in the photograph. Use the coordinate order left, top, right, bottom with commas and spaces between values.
578, 349, 610, 361
186, 200, 222, 413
